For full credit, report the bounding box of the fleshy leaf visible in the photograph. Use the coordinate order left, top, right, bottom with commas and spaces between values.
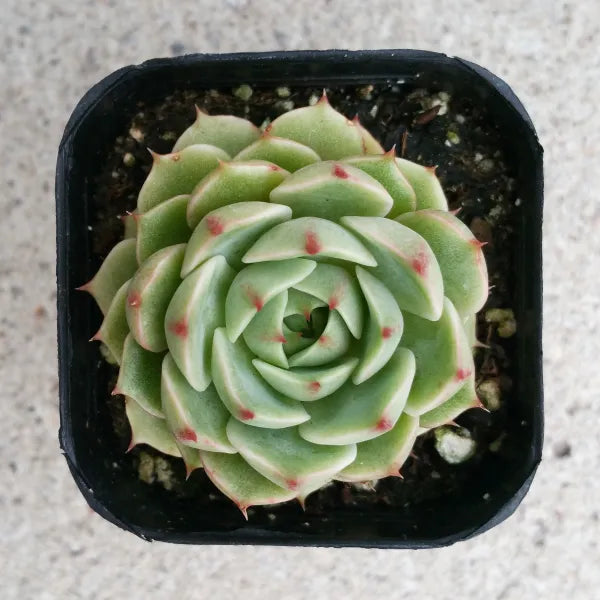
161, 353, 236, 452
181, 201, 292, 276
126, 244, 186, 352
402, 297, 475, 416
395, 158, 448, 210
341, 216, 443, 321
116, 335, 164, 417
136, 195, 192, 264
200, 452, 296, 517
93, 279, 130, 364
80, 239, 137, 315
336, 413, 419, 481
165, 255, 234, 391
173, 108, 260, 155
234, 135, 321, 172
242, 217, 376, 266
211, 328, 309, 428
227, 418, 357, 491
284, 289, 326, 318
242, 291, 289, 369
187, 160, 289, 229
282, 324, 313, 356
176, 442, 204, 479
299, 347, 416, 445
287, 311, 351, 367
270, 161, 393, 220
137, 144, 229, 213
267, 96, 367, 159
252, 356, 359, 402
293, 262, 364, 338
353, 267, 403, 384
125, 397, 180, 456
225, 258, 316, 343
419, 375, 478, 429
344, 153, 416, 217
396, 209, 488, 316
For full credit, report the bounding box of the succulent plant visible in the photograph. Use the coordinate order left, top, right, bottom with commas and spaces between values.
81, 92, 488, 517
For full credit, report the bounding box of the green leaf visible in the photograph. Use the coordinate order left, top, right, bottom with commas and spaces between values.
270, 161, 393, 221
125, 397, 180, 456
165, 255, 234, 391
395, 158, 448, 210
341, 216, 444, 320
81, 239, 137, 315
396, 210, 488, 316
353, 267, 403, 384
116, 335, 164, 417
181, 201, 292, 276
225, 258, 316, 343
94, 279, 131, 364
252, 356, 359, 401
419, 376, 478, 429
211, 328, 309, 428
336, 413, 419, 481
173, 108, 260, 155
161, 353, 236, 452
298, 347, 415, 445
226, 419, 357, 491
242, 216, 376, 266
126, 244, 186, 352
138, 144, 229, 213
136, 195, 192, 264
187, 160, 289, 229
402, 297, 475, 416
234, 135, 321, 171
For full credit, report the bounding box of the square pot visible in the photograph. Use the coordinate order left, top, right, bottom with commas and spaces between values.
56, 49, 543, 548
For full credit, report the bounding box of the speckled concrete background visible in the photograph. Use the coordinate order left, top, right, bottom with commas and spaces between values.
1, 1, 598, 598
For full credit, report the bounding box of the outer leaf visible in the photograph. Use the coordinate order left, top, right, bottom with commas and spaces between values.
200, 452, 297, 517
287, 310, 351, 368
293, 262, 364, 338
234, 135, 321, 172
270, 161, 393, 221
125, 397, 180, 456
116, 335, 164, 417
341, 216, 443, 321
299, 347, 416, 445
353, 267, 403, 384
211, 328, 309, 428
242, 291, 289, 369
252, 357, 359, 402
137, 144, 229, 213
94, 279, 130, 364
187, 161, 289, 229
242, 217, 376, 266
226, 418, 357, 491
225, 258, 316, 343
173, 108, 260, 155
402, 297, 475, 416
161, 353, 236, 452
181, 202, 292, 276
165, 255, 234, 391
267, 96, 367, 159
396, 209, 488, 316
419, 375, 478, 429
80, 239, 137, 315
136, 195, 192, 264
336, 413, 419, 481
126, 244, 186, 352
344, 153, 416, 216
395, 158, 448, 210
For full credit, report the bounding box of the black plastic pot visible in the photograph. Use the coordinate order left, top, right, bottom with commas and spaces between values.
56, 49, 543, 548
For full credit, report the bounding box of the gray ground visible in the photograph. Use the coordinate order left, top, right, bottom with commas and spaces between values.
1, 1, 598, 598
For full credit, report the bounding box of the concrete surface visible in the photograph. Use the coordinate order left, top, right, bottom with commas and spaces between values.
1, 1, 598, 598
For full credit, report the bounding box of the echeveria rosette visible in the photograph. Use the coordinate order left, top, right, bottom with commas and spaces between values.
82, 93, 488, 518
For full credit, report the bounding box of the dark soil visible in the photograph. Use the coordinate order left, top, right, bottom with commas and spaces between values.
92, 82, 519, 518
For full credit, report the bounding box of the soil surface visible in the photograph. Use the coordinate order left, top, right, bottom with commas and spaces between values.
92, 82, 519, 518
